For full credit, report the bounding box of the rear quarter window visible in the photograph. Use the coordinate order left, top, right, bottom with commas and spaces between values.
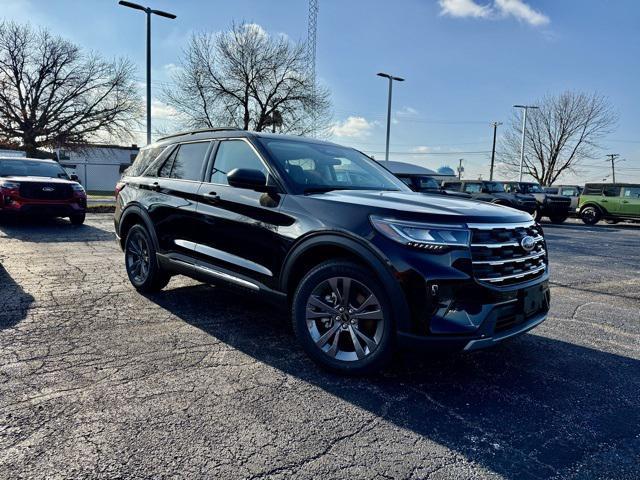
583, 185, 603, 195
125, 147, 163, 177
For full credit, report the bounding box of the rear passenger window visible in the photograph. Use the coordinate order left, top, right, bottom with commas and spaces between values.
211, 140, 266, 185
583, 185, 603, 195
623, 187, 640, 198
464, 183, 482, 194
158, 142, 210, 180
125, 146, 163, 177
603, 186, 621, 197
443, 182, 461, 191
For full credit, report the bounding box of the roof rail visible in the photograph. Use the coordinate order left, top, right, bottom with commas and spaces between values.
157, 127, 243, 142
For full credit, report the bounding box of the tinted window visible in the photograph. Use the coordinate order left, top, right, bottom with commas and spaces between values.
397, 176, 414, 187
126, 147, 162, 176
170, 142, 210, 181
0, 160, 69, 179
464, 183, 482, 193
623, 187, 640, 198
603, 186, 621, 197
584, 184, 603, 195
158, 148, 176, 178
525, 183, 544, 193
483, 182, 505, 193
443, 182, 461, 191
560, 187, 576, 196
211, 140, 266, 185
416, 176, 440, 190
546, 188, 559, 194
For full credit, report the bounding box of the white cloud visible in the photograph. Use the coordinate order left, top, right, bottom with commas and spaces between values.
163, 63, 183, 77
439, 0, 491, 19
438, 0, 549, 27
151, 99, 178, 120
396, 106, 419, 116
412, 146, 431, 153
331, 117, 376, 138
494, 0, 549, 26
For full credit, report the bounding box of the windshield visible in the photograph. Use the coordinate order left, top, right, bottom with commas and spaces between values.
483, 181, 505, 193
258, 138, 409, 194
0, 159, 70, 179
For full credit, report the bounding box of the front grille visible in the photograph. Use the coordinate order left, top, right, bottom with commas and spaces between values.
19, 182, 73, 200
469, 222, 547, 287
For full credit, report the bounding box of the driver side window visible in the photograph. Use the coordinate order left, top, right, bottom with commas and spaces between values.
211, 140, 266, 185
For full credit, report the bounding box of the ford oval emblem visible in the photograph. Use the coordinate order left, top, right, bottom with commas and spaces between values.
520, 235, 536, 252
42, 187, 55, 192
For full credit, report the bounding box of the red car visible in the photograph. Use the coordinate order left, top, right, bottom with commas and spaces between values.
0, 157, 87, 224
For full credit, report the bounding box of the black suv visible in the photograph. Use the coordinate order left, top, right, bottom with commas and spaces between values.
115, 129, 550, 374
502, 182, 571, 224
440, 180, 538, 215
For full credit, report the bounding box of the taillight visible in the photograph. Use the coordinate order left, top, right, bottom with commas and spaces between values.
115, 182, 125, 200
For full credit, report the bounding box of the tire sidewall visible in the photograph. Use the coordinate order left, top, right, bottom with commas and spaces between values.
125, 224, 161, 290
581, 206, 601, 225
292, 261, 394, 374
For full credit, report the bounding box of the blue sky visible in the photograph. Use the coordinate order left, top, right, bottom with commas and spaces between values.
3, 0, 640, 182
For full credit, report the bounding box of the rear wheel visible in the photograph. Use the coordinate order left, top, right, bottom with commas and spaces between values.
580, 206, 601, 225
292, 260, 393, 375
70, 213, 85, 225
549, 214, 568, 224
125, 224, 170, 292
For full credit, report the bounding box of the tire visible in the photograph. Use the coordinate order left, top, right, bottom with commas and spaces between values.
534, 209, 543, 222
69, 213, 86, 225
124, 224, 170, 293
292, 260, 394, 375
549, 215, 568, 224
580, 206, 602, 225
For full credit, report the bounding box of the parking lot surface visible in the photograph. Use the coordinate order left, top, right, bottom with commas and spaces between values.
1, 214, 639, 479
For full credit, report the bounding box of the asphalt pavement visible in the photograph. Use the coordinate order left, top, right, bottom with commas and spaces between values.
0, 214, 638, 479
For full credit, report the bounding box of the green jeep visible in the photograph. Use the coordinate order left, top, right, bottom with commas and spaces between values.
578, 183, 640, 225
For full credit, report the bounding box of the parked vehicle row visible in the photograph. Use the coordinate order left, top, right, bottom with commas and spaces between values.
114, 129, 551, 374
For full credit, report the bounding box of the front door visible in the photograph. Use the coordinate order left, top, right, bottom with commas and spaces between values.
620, 186, 640, 216
193, 138, 292, 289
600, 185, 622, 214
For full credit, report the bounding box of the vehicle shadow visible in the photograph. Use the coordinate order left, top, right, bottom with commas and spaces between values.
0, 216, 113, 242
0, 264, 35, 330
541, 219, 640, 232
149, 284, 640, 479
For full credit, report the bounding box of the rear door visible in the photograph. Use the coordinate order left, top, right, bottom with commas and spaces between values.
600, 185, 622, 214
148, 141, 213, 254
192, 138, 290, 288
620, 186, 640, 216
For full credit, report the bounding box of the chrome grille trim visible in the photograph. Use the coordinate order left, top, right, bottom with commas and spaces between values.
466, 221, 535, 230
478, 264, 547, 283
472, 250, 546, 265
470, 235, 543, 248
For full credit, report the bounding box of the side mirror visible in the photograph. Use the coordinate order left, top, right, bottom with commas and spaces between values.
70, 174, 79, 182
227, 168, 272, 192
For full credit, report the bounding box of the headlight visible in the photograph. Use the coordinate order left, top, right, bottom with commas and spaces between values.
0, 181, 19, 190
370, 216, 470, 250
72, 184, 85, 193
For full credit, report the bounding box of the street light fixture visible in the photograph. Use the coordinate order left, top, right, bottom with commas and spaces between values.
513, 104, 539, 181
377, 72, 405, 163
118, 1, 176, 145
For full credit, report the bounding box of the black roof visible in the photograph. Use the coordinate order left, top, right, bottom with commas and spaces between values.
153, 128, 340, 148
585, 182, 640, 187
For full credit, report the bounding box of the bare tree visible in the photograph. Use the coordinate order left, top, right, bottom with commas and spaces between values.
499, 91, 617, 185
163, 22, 331, 136
0, 22, 141, 157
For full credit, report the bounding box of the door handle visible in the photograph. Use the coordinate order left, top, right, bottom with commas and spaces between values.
204, 191, 220, 202
150, 182, 160, 192
601, 200, 608, 203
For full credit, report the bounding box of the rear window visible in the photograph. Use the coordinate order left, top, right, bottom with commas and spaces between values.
125, 147, 163, 177
583, 184, 603, 195
603, 185, 621, 197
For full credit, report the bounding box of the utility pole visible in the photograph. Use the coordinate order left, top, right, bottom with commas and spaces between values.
377, 72, 405, 163
606, 154, 620, 183
489, 121, 502, 180
119, 1, 176, 145
513, 105, 539, 181
457, 159, 464, 179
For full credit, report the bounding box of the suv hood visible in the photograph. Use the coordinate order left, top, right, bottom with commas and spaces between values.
1, 175, 76, 185
310, 190, 533, 223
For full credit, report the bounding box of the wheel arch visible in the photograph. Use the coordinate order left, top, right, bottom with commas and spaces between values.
580, 202, 607, 215
118, 205, 159, 251
280, 232, 411, 332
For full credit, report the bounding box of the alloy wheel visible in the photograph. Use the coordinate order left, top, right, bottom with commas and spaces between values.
126, 231, 151, 284
305, 276, 385, 362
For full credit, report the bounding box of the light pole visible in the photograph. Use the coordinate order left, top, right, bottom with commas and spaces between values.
489, 121, 502, 181
119, 1, 176, 145
513, 105, 538, 181
377, 72, 404, 163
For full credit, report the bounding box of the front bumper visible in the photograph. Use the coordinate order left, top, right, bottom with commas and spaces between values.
1, 199, 86, 217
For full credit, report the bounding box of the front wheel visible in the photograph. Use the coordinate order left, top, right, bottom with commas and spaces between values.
580, 206, 601, 225
292, 260, 394, 375
124, 224, 171, 293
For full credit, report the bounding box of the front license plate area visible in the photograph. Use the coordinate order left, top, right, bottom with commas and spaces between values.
522, 284, 547, 317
